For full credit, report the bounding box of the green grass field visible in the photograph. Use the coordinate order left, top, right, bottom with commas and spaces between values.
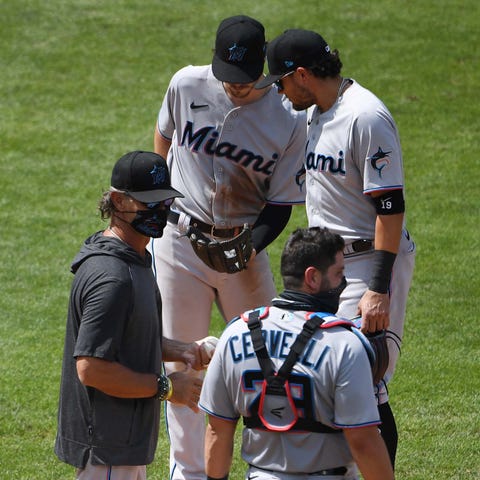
1, 1, 479, 478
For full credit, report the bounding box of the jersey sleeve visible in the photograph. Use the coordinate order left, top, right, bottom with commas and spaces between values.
74, 268, 132, 361
264, 100, 307, 205
353, 107, 405, 194
156, 67, 189, 140
332, 333, 381, 428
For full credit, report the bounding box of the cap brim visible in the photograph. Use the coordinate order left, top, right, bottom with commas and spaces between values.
128, 189, 184, 203
212, 56, 263, 83
255, 73, 284, 89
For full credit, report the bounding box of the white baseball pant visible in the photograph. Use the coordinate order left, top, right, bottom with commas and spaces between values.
337, 229, 416, 404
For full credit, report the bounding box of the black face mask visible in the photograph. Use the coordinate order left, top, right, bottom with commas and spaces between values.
273, 276, 347, 314
129, 209, 168, 238
313, 276, 347, 313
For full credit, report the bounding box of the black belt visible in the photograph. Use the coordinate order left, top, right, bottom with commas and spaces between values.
343, 239, 374, 257
168, 211, 243, 239
249, 465, 347, 476
310, 467, 347, 476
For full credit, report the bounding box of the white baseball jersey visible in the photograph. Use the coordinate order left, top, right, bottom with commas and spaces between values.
305, 79, 416, 404
151, 65, 308, 480
199, 306, 380, 474
305, 79, 405, 241
157, 65, 307, 226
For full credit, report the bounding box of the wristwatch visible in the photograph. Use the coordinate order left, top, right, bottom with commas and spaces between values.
155, 373, 173, 401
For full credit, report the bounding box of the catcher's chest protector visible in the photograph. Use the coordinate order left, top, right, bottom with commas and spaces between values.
242, 308, 383, 432
243, 309, 337, 432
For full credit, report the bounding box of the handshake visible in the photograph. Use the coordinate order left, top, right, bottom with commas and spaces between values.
165, 335, 220, 412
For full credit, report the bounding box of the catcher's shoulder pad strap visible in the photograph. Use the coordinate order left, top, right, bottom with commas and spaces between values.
241, 306, 269, 323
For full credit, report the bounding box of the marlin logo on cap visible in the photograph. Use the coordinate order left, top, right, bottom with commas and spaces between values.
284, 60, 294, 68
228, 43, 247, 62
150, 164, 167, 185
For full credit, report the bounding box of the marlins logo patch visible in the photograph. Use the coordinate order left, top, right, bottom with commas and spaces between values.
150, 164, 166, 185
228, 43, 247, 62
368, 147, 391, 178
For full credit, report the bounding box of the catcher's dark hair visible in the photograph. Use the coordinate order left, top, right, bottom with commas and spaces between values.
281, 227, 344, 289
98, 190, 115, 220
309, 49, 342, 78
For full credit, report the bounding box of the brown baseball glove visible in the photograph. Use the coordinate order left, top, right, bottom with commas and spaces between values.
365, 330, 390, 385
186, 224, 253, 274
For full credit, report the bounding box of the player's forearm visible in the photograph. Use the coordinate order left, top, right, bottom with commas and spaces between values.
344, 426, 394, 480
162, 336, 188, 360
205, 418, 236, 478
368, 213, 403, 294
162, 336, 197, 364
374, 213, 404, 253
154, 127, 172, 158
76, 356, 157, 398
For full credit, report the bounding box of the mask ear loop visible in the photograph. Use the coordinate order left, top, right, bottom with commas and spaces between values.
258, 377, 298, 431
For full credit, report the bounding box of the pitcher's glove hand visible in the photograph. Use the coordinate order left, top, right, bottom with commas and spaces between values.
366, 330, 390, 385
186, 224, 253, 274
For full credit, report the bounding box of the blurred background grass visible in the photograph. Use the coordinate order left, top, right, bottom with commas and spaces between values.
1, 1, 478, 478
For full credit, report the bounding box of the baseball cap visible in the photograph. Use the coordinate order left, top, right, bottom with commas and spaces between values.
255, 29, 331, 89
212, 15, 266, 84
111, 151, 183, 203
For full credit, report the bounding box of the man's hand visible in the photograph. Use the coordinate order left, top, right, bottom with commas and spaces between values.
162, 337, 205, 370
357, 289, 390, 333
169, 366, 203, 412
179, 342, 204, 370
196, 336, 219, 367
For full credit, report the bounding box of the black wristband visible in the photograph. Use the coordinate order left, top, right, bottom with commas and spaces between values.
207, 476, 229, 480
368, 250, 397, 294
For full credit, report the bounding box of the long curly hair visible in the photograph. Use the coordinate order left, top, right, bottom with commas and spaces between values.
98, 190, 115, 220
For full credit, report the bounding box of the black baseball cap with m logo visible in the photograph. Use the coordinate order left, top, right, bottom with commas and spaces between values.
212, 15, 266, 84
256, 29, 331, 89
111, 150, 183, 203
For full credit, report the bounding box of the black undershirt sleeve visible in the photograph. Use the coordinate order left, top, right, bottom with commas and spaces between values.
251, 204, 292, 253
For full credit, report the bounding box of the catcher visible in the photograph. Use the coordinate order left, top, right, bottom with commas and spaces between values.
199, 227, 394, 480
